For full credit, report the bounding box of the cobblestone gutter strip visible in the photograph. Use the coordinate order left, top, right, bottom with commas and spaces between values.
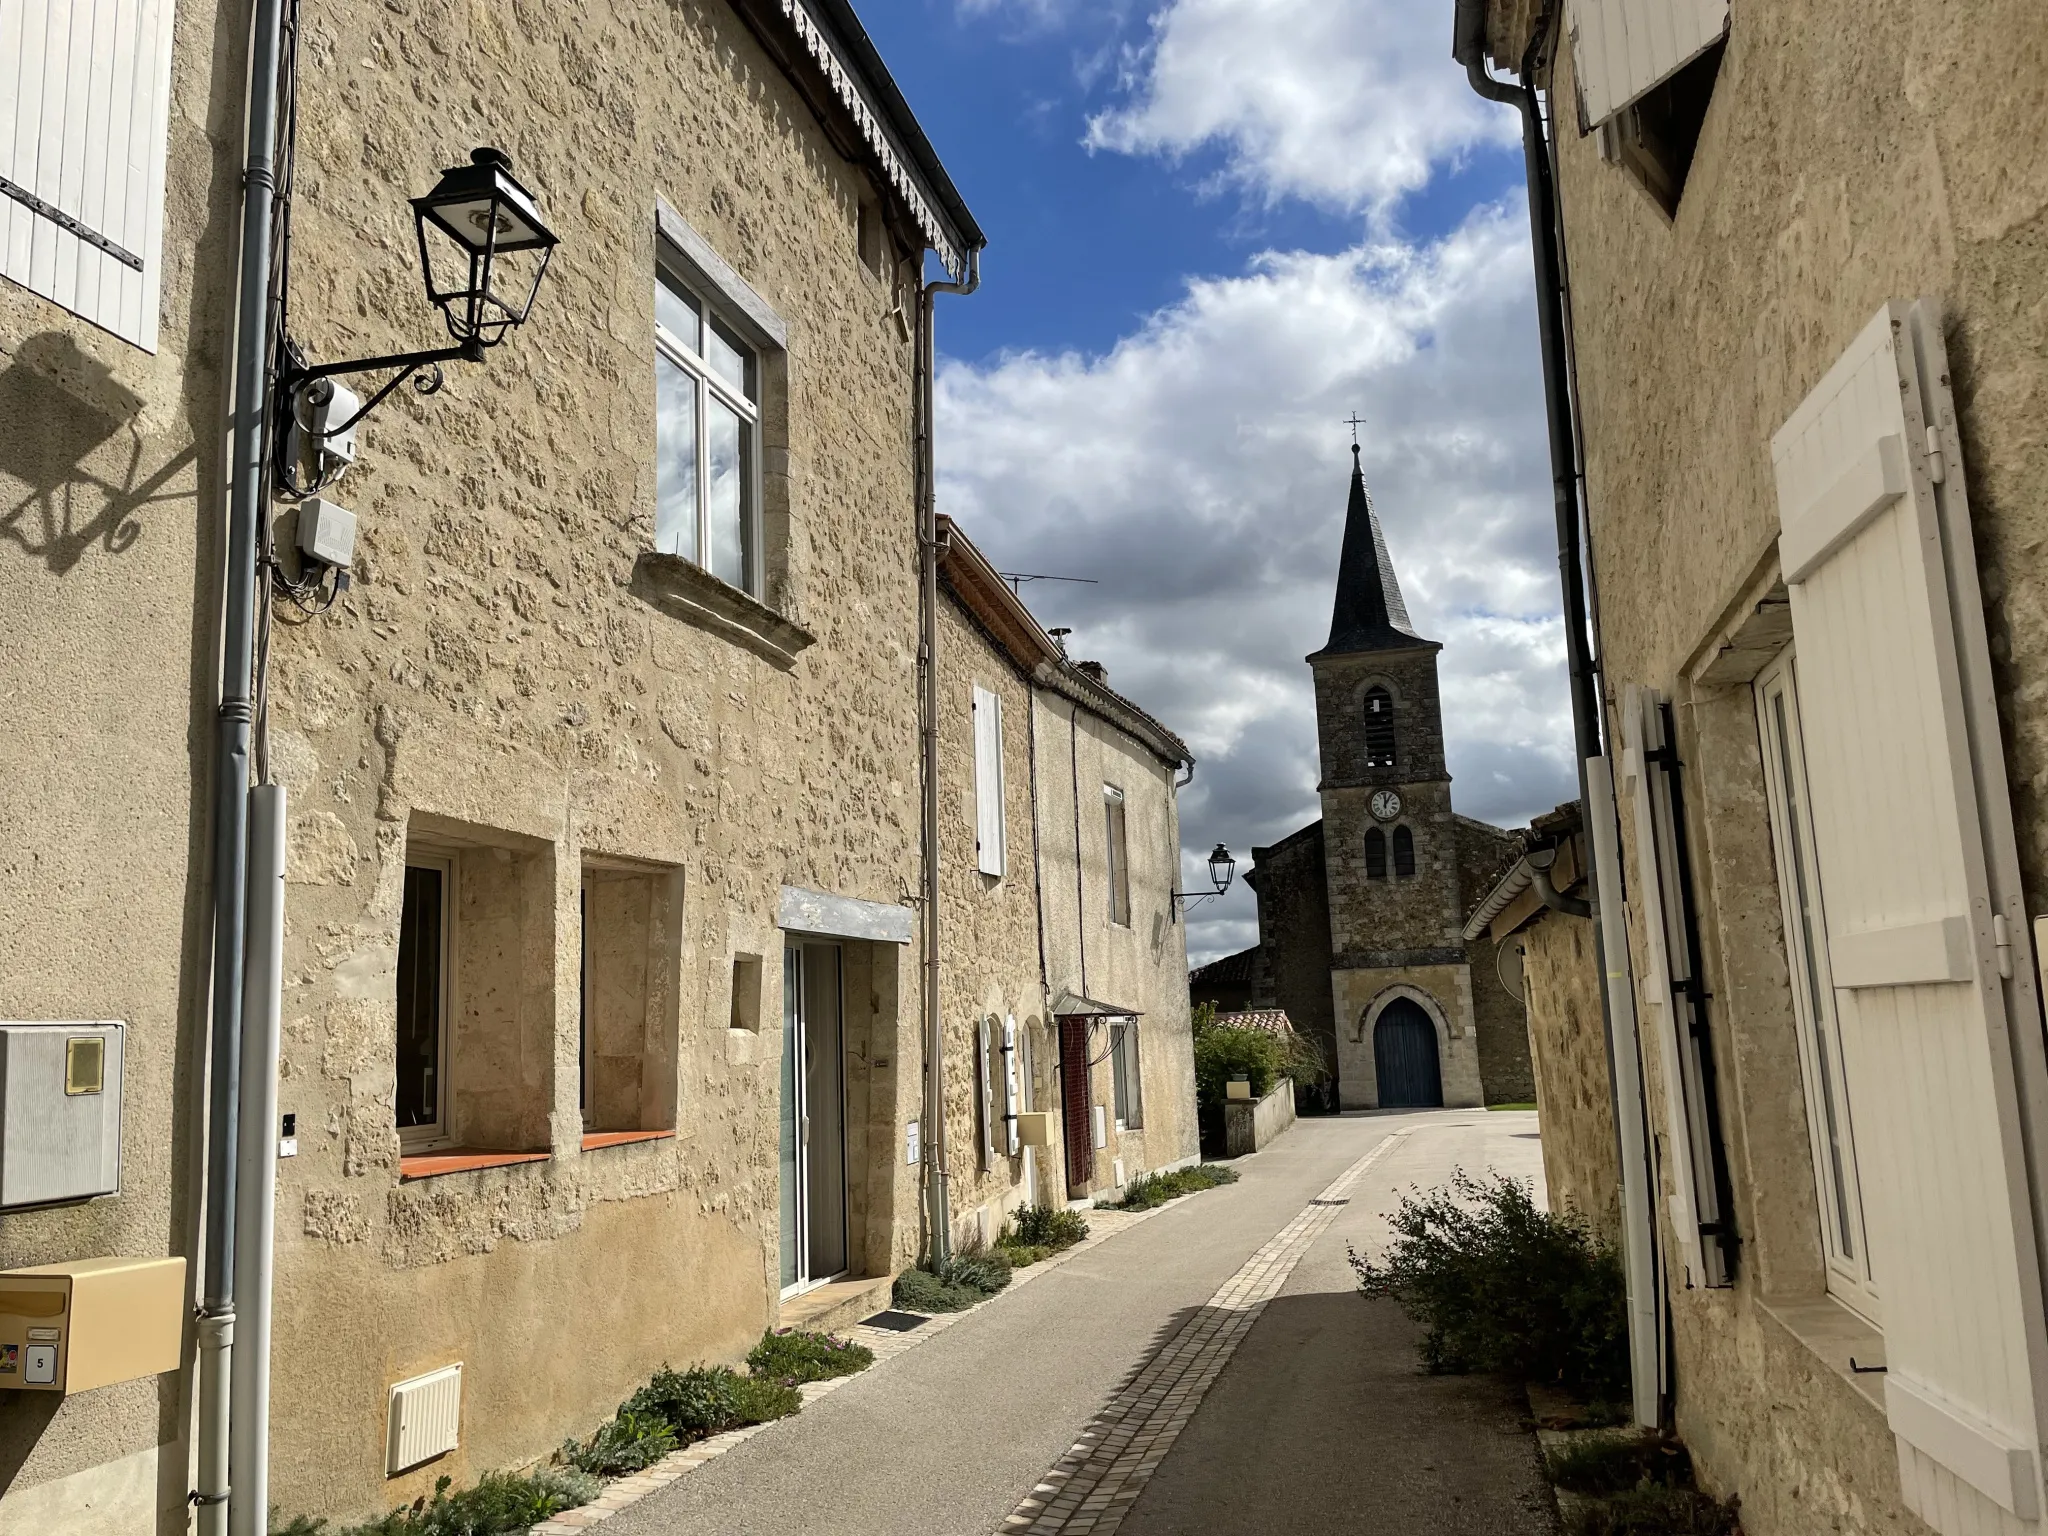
1001, 1130, 1413, 1536
530, 1203, 1172, 1533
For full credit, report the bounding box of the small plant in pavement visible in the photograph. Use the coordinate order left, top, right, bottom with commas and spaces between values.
746, 1326, 875, 1385
563, 1409, 678, 1476
892, 1250, 1013, 1313
270, 1467, 602, 1536
1547, 1434, 1693, 1495
1101, 1162, 1239, 1211
1569, 1485, 1741, 1535
1011, 1203, 1090, 1250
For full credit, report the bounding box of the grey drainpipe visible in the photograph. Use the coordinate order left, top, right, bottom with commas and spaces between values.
197, 0, 286, 1525
1529, 849, 1593, 919
917, 244, 982, 1268
1453, 0, 1661, 1430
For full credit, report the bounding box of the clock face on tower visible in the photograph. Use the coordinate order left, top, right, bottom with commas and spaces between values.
1369, 789, 1403, 822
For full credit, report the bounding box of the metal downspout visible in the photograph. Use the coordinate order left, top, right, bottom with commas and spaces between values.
917, 245, 981, 1267
198, 0, 286, 1524
1453, 0, 1662, 1430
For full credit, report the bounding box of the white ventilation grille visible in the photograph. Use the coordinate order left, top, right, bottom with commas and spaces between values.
387, 1363, 462, 1473
1112, 1158, 1126, 1189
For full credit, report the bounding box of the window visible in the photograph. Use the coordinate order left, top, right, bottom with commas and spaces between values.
1597, 41, 1724, 218
1392, 825, 1416, 879
1104, 785, 1131, 926
1111, 1022, 1143, 1130
1363, 687, 1397, 767
1364, 827, 1388, 881
396, 860, 452, 1146
580, 863, 684, 1138
656, 266, 759, 594
977, 1017, 1005, 1170
1755, 650, 1876, 1320
974, 685, 1006, 877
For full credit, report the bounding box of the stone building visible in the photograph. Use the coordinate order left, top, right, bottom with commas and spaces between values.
936, 518, 1201, 1212
1465, 1, 2048, 1533
0, 0, 1043, 1530
1208, 450, 1530, 1110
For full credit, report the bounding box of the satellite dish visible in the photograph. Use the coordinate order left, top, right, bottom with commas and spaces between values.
1496, 939, 1527, 1001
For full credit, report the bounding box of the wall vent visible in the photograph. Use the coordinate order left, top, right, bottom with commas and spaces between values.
1112, 1157, 1126, 1189
387, 1363, 462, 1473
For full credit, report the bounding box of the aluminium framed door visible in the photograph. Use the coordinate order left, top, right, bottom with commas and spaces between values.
779, 942, 847, 1296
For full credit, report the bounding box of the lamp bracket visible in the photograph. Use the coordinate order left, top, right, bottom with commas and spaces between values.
279, 335, 484, 445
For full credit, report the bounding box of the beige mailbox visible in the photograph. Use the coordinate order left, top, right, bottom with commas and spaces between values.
1014, 1111, 1053, 1148
0, 1256, 186, 1393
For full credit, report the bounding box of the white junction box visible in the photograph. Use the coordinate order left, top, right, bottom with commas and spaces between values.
297, 497, 357, 570
0, 1023, 124, 1210
311, 380, 362, 468
388, 1362, 463, 1473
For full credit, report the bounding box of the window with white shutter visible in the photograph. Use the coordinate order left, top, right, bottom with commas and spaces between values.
1569, 0, 1727, 127
973, 685, 1006, 878
1001, 1015, 1020, 1157
1771, 298, 2048, 1531
1620, 684, 1730, 1290
1, 0, 179, 351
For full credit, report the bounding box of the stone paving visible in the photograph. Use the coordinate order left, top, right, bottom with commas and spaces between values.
998, 1129, 1414, 1536
530, 1204, 1167, 1535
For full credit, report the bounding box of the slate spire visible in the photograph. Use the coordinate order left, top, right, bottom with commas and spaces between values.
1316, 442, 1428, 656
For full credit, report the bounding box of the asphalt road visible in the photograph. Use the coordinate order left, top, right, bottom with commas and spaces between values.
605, 1109, 1548, 1536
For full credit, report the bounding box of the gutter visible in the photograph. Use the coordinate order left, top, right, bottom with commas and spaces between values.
1453, 0, 1662, 1433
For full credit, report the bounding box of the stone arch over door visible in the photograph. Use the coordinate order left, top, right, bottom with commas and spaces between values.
1356, 985, 1452, 1109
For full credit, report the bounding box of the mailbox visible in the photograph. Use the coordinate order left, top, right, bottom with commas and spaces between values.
1015, 1111, 1053, 1148
0, 1257, 186, 1394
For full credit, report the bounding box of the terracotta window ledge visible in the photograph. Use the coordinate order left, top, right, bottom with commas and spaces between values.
399, 1148, 550, 1181
581, 1129, 677, 1152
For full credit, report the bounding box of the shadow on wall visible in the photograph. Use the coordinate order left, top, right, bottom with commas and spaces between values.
0, 332, 193, 574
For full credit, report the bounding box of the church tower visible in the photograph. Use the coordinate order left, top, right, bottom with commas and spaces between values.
1307, 445, 1489, 1108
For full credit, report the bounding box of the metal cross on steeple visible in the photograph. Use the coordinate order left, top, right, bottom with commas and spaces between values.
1345, 412, 1366, 446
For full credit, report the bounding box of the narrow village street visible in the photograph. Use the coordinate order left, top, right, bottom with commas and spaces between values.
598, 1112, 1551, 1536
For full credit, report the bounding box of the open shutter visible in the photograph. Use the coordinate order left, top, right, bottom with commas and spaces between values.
1773, 298, 2048, 1530
1002, 1016, 1020, 1157
1, 0, 178, 350
1620, 687, 1727, 1289
973, 686, 1006, 877
1568, 0, 1727, 127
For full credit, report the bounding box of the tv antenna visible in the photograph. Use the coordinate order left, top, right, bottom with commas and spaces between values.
999, 571, 1100, 597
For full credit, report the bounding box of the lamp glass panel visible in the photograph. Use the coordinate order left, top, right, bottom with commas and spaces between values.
655, 356, 699, 561
707, 396, 749, 589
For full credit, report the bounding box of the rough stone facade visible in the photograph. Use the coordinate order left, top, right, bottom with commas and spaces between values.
1478, 0, 2048, 1532
1235, 822, 1334, 1095
0, 0, 985, 1528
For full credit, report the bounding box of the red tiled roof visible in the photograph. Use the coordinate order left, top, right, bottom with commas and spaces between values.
1216, 1009, 1295, 1037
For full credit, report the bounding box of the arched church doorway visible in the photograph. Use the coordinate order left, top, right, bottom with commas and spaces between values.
1373, 998, 1442, 1108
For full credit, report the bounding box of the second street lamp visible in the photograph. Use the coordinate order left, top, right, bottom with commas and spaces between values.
1173, 842, 1237, 915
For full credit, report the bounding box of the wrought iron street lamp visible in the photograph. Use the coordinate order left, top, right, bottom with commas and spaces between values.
1173, 843, 1236, 915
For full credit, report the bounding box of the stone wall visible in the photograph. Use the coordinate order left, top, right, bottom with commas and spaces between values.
1518, 912, 1618, 1239
1331, 961, 1482, 1110
1529, 0, 2048, 1529
1241, 822, 1337, 1101
0, 0, 948, 1524
1456, 817, 1533, 1105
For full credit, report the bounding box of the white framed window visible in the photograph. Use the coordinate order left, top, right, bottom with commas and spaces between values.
396, 857, 453, 1150
1110, 1021, 1143, 1130
977, 1017, 1004, 1170
1754, 648, 1878, 1322
1104, 784, 1131, 927
655, 265, 760, 595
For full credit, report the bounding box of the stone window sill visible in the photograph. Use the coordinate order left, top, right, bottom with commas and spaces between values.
581, 1129, 676, 1152
1759, 1293, 1887, 1412
399, 1148, 550, 1181
630, 552, 814, 671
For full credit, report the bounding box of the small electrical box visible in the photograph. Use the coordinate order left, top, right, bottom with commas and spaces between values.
0, 1256, 186, 1394
0, 1022, 123, 1209
297, 497, 357, 571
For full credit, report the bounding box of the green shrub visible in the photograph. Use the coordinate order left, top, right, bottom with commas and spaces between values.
563, 1408, 678, 1476
945, 1251, 1012, 1295
994, 1240, 1053, 1267
1568, 1486, 1740, 1536
621, 1365, 800, 1440
1193, 1025, 1281, 1104
1349, 1169, 1628, 1398
746, 1327, 874, 1385
891, 1267, 982, 1313
281, 1468, 601, 1536
1011, 1204, 1090, 1250
1104, 1162, 1239, 1211
1547, 1435, 1692, 1496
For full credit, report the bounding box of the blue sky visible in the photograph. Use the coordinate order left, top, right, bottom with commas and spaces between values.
861, 0, 1572, 963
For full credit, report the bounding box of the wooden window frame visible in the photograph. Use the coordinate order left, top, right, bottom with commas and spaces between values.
1104, 784, 1131, 927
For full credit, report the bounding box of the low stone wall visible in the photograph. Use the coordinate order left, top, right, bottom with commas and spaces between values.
1223, 1079, 1296, 1157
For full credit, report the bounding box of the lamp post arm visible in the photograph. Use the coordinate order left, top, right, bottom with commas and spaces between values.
281, 336, 485, 441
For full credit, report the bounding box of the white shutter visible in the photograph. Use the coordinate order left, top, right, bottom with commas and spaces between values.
977, 1017, 995, 1170
1619, 686, 1726, 1290
1773, 298, 2048, 1530
1002, 1015, 1020, 1157
973, 685, 1006, 877
1568, 0, 1727, 127
1, 0, 177, 350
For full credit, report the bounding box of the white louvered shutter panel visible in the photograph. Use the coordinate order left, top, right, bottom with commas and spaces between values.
1002, 1015, 1020, 1157
1619, 687, 1724, 1290
973, 685, 1006, 877
1568, 0, 1728, 127
1774, 298, 2048, 1531
1, 0, 178, 350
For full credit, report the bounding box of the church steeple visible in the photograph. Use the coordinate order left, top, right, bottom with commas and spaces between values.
1312, 443, 1430, 657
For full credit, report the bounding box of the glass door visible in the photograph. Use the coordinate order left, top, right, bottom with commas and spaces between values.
779, 942, 847, 1296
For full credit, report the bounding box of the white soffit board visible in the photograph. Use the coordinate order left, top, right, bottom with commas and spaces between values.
0, 0, 178, 350
1569, 0, 1729, 127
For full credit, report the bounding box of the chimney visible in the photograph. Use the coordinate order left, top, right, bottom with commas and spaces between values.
1075, 660, 1108, 686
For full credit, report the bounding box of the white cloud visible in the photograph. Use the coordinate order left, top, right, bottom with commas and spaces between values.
936, 204, 1575, 963
1084, 0, 1518, 215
